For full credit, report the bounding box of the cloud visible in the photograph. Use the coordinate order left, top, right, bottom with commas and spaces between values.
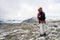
0, 0, 60, 20
46, 1, 60, 17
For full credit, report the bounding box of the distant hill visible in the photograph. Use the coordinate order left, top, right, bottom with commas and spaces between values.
0, 20, 4, 23
22, 17, 38, 23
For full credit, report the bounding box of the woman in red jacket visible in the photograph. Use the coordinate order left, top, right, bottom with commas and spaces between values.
37, 7, 47, 36
37, 7, 46, 24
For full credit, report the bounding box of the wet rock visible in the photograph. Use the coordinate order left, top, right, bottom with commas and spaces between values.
56, 27, 60, 32
0, 36, 5, 40
53, 25, 58, 27
37, 37, 45, 40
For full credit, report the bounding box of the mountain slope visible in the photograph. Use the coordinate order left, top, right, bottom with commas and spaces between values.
22, 17, 38, 23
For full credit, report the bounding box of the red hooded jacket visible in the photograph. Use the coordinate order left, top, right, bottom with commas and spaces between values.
37, 7, 46, 23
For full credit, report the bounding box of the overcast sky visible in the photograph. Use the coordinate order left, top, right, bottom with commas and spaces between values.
0, 0, 60, 20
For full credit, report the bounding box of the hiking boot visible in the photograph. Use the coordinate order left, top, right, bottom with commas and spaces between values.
40, 33, 47, 37
44, 33, 47, 36
40, 34, 44, 37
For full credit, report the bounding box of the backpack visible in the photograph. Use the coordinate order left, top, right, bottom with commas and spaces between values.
40, 12, 45, 20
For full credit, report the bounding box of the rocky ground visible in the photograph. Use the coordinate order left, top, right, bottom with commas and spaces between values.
0, 21, 60, 40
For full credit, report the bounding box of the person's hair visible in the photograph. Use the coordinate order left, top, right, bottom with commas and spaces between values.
38, 7, 43, 12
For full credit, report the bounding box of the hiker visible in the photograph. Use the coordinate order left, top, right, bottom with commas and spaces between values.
37, 7, 47, 36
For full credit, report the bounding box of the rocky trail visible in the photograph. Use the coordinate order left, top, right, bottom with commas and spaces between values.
0, 22, 60, 40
